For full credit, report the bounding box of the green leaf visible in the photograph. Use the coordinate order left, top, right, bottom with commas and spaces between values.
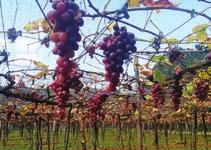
153, 70, 166, 85
161, 38, 178, 44
144, 94, 151, 100
145, 81, 153, 86
151, 55, 172, 65
192, 23, 210, 33
183, 82, 193, 97
196, 31, 207, 42
24, 24, 33, 32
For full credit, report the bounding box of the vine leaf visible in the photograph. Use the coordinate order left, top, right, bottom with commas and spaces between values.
183, 82, 193, 97
192, 23, 210, 33
33, 61, 48, 69
197, 68, 211, 80
24, 18, 50, 32
128, 0, 140, 8
106, 22, 116, 31
29, 61, 49, 81
153, 70, 166, 84
151, 55, 172, 65
186, 35, 197, 42
186, 23, 210, 42
196, 31, 207, 42
144, 94, 152, 100
141, 0, 176, 8
161, 38, 178, 44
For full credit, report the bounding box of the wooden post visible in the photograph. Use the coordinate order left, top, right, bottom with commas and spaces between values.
134, 56, 143, 150
0, 120, 2, 141
65, 107, 72, 150
164, 122, 169, 150
202, 112, 208, 150
80, 116, 87, 150
193, 108, 197, 150
46, 114, 50, 150
93, 121, 99, 150
153, 118, 159, 150
117, 115, 124, 150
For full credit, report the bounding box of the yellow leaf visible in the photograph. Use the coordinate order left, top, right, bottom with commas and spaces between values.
24, 18, 49, 32
128, 0, 140, 8
33, 61, 48, 69
192, 23, 210, 33
145, 94, 152, 100
197, 69, 211, 80
208, 43, 211, 49
8, 101, 13, 106
29, 61, 49, 80
186, 35, 197, 42
24, 24, 33, 32
196, 31, 207, 42
106, 22, 116, 31
134, 110, 139, 116
39, 19, 50, 32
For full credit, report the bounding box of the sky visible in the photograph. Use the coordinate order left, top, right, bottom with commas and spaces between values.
0, 0, 210, 86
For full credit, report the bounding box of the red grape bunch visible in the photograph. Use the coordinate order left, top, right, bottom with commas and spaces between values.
170, 80, 183, 111
50, 58, 83, 117
86, 91, 109, 124
151, 83, 165, 108
47, 0, 84, 116
48, 0, 84, 58
99, 24, 137, 92
195, 80, 209, 100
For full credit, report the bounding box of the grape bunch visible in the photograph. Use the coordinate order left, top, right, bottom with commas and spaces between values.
168, 48, 183, 63
86, 91, 109, 124
99, 24, 137, 92
47, 0, 84, 116
48, 0, 84, 58
50, 58, 83, 116
170, 80, 183, 111
195, 80, 209, 100
138, 86, 145, 94
151, 83, 165, 108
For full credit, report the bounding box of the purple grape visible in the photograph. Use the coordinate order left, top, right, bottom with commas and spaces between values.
130, 39, 136, 45
68, 2, 79, 11
116, 65, 123, 73
110, 52, 117, 60
117, 41, 124, 48
61, 11, 71, 22
65, 25, 79, 36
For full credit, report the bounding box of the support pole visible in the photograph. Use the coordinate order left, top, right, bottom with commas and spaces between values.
134, 56, 144, 150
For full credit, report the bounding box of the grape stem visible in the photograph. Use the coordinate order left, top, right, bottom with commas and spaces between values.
198, 0, 211, 4
102, 7, 211, 21
86, 0, 160, 37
